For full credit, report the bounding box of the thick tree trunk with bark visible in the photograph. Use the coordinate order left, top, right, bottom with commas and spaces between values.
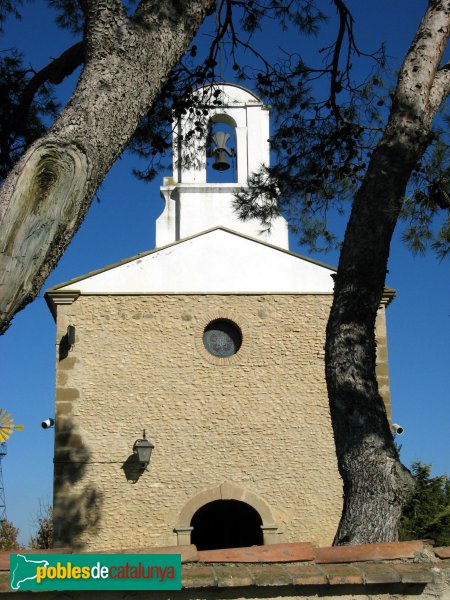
327, 0, 450, 545
0, 0, 213, 333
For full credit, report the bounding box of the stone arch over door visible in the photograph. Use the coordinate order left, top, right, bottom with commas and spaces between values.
174, 481, 280, 546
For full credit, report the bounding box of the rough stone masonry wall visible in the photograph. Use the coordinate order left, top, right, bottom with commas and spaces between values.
53, 294, 353, 551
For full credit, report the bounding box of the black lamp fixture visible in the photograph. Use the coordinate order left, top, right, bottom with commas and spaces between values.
67, 325, 76, 348
133, 430, 154, 469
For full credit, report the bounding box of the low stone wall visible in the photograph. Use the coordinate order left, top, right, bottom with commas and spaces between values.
1, 540, 449, 599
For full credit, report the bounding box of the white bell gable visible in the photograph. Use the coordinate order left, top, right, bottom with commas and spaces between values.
156, 83, 289, 249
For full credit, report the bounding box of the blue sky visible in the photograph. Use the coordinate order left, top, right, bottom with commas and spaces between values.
1, 1, 449, 545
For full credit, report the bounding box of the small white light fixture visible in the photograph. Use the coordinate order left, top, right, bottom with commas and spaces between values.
392, 423, 404, 436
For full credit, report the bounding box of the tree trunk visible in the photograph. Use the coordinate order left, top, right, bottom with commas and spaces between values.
327, 0, 450, 545
0, 0, 214, 334
326, 132, 421, 545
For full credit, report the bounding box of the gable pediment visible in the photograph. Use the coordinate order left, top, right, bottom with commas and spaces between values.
46, 228, 335, 296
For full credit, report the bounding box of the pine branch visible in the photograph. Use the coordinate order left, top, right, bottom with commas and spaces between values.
429, 62, 450, 115
14, 42, 85, 137
397, 0, 450, 121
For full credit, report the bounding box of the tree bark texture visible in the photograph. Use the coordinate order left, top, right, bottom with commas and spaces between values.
327, 0, 450, 545
0, 0, 214, 333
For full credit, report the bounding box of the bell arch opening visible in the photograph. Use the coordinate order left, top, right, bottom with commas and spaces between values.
190, 499, 263, 550
206, 117, 237, 183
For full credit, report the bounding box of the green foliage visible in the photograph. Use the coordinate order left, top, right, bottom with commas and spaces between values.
401, 139, 450, 258
0, 0, 26, 33
46, 0, 84, 35
399, 462, 450, 546
29, 503, 53, 549
0, 51, 59, 180
232, 4, 449, 257
240, 0, 326, 34
0, 518, 20, 550
232, 3, 391, 252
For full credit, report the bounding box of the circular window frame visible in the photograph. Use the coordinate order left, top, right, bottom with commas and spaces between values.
196, 311, 249, 366
203, 318, 242, 358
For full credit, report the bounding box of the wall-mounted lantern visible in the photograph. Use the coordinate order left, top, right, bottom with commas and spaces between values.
133, 430, 154, 469
67, 325, 76, 348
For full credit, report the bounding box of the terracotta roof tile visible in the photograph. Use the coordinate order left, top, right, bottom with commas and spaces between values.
198, 542, 314, 563
315, 540, 427, 563
435, 547, 450, 559
89, 543, 198, 563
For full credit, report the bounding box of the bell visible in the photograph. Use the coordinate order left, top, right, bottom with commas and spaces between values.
212, 149, 231, 171
212, 131, 233, 171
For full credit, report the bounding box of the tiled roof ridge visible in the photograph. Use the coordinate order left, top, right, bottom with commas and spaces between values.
196, 540, 438, 564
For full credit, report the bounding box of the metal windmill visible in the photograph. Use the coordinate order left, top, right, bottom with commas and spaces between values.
0, 409, 24, 521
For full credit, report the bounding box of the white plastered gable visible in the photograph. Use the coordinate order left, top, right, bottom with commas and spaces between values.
47, 228, 335, 297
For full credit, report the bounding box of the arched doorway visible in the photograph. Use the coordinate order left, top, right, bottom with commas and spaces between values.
191, 499, 263, 550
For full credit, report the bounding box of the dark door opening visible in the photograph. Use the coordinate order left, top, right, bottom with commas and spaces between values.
191, 499, 263, 550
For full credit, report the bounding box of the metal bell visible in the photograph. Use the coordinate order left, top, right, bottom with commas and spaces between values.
212, 131, 233, 171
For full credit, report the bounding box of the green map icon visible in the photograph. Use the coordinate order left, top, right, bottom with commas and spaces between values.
10, 554, 50, 590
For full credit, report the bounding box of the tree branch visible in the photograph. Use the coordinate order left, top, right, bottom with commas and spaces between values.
328, 0, 351, 121
397, 0, 450, 118
83, 0, 126, 20
133, 0, 215, 30
429, 62, 450, 116
15, 42, 85, 135
0, 0, 216, 333
83, 0, 128, 54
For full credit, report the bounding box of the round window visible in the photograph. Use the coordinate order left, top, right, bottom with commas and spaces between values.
203, 319, 242, 358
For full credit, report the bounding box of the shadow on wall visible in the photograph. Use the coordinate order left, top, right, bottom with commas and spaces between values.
58, 333, 71, 361
122, 454, 147, 484
53, 416, 103, 550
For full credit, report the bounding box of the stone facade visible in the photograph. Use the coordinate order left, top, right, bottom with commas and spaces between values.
48, 84, 395, 555
53, 293, 346, 551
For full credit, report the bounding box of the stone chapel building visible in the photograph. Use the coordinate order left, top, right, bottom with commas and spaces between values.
45, 84, 393, 551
